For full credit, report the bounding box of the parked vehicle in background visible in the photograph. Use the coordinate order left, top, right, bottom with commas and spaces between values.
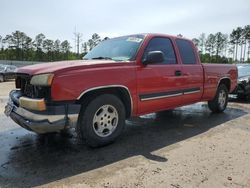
233, 64, 250, 101
0, 64, 17, 82
5, 33, 237, 147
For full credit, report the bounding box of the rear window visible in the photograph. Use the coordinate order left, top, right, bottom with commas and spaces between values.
176, 39, 196, 64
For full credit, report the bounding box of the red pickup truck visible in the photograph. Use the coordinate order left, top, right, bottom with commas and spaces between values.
5, 34, 237, 147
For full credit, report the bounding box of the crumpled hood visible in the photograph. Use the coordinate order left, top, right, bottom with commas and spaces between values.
17, 60, 121, 75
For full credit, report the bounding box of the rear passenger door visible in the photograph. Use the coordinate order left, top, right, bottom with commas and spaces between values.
137, 37, 185, 114
175, 39, 203, 104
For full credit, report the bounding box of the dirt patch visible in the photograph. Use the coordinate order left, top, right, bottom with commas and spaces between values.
41, 115, 250, 188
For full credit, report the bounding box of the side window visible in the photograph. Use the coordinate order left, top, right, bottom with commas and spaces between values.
176, 39, 196, 64
143, 37, 176, 64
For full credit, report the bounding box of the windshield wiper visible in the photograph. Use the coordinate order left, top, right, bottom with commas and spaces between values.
91, 56, 113, 60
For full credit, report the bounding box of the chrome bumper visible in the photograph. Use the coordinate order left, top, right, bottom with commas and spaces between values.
5, 90, 80, 134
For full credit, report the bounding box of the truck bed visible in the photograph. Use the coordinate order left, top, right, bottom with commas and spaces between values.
202, 63, 237, 100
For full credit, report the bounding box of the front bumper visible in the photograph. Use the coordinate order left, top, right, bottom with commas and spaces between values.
4, 90, 81, 134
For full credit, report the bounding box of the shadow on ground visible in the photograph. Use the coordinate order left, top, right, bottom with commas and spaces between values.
0, 103, 249, 187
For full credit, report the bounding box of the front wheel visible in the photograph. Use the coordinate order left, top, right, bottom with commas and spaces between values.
208, 84, 228, 113
77, 94, 125, 147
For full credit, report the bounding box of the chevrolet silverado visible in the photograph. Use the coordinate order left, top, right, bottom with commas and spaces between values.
5, 34, 237, 147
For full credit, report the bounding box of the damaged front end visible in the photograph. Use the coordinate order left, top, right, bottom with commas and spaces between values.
232, 76, 250, 101
4, 73, 80, 134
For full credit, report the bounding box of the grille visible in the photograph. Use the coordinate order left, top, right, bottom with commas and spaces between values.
24, 82, 35, 98
16, 74, 51, 100
16, 74, 33, 97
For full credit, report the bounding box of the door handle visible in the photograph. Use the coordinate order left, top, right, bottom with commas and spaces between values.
175, 70, 182, 76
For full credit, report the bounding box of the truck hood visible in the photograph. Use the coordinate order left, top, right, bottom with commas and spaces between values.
17, 60, 125, 75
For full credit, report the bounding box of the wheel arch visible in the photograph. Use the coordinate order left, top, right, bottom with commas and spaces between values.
218, 77, 231, 92
77, 85, 133, 118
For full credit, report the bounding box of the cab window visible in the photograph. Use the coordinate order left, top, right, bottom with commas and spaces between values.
176, 39, 196, 64
143, 37, 176, 64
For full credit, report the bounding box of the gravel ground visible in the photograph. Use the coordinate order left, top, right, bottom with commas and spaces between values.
0, 81, 250, 188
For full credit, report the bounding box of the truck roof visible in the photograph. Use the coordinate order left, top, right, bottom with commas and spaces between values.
112, 33, 191, 41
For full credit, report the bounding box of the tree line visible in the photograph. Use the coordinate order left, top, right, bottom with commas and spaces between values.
0, 25, 249, 63
0, 31, 105, 62
192, 25, 250, 63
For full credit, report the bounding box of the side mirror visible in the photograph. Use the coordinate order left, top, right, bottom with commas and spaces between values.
143, 51, 164, 65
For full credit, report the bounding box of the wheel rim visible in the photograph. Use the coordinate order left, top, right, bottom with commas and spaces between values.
92, 104, 119, 137
218, 90, 226, 109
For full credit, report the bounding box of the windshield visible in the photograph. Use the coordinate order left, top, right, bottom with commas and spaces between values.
84, 35, 145, 61
237, 65, 250, 78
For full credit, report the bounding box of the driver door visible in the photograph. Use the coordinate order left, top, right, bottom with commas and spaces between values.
136, 37, 185, 114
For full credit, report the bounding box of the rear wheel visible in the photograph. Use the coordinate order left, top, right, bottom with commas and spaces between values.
208, 84, 228, 113
77, 94, 125, 147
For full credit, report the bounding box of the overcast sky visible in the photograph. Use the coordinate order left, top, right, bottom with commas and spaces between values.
1, 0, 250, 51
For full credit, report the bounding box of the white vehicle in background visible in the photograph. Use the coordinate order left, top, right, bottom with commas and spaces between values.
0, 64, 17, 82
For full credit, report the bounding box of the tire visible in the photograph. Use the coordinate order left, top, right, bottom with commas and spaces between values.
208, 84, 228, 113
77, 94, 126, 147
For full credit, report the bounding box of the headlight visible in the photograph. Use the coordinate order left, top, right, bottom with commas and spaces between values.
30, 73, 54, 86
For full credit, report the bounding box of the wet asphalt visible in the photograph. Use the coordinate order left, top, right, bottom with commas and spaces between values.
0, 99, 250, 187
